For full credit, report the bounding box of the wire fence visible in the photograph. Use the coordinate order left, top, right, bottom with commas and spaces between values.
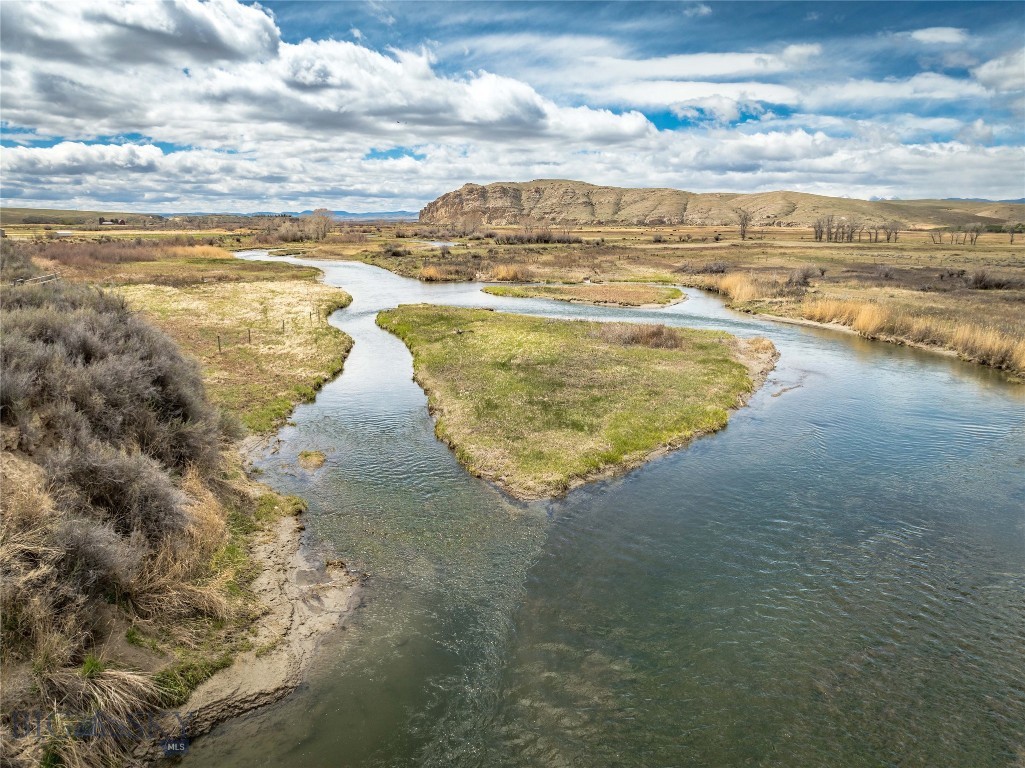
212, 306, 337, 354
11, 273, 61, 286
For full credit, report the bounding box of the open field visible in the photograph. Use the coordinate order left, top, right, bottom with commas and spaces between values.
6, 214, 1023, 378
482, 282, 683, 307
378, 304, 776, 499
0, 206, 160, 226
300, 222, 1025, 378
119, 280, 351, 432
14, 239, 354, 432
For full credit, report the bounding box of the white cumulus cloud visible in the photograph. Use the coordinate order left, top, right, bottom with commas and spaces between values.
910, 27, 968, 45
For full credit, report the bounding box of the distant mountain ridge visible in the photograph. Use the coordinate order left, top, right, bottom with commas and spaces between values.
419, 180, 1025, 228
178, 210, 418, 220
0, 207, 419, 224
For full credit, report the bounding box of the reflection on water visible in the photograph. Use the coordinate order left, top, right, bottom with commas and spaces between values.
183, 253, 1025, 767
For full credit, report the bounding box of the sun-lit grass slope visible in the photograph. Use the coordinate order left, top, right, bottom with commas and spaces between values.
482, 282, 683, 306
15, 239, 354, 433
119, 280, 352, 433
378, 304, 776, 498
419, 179, 1025, 228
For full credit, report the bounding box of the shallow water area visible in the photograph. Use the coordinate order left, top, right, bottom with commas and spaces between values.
181, 251, 1025, 767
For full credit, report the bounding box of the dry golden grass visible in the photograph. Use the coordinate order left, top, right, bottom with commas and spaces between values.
801, 298, 861, 326
490, 264, 533, 281
800, 297, 1025, 372
119, 280, 352, 432
852, 303, 888, 336
419, 264, 456, 281
717, 273, 761, 303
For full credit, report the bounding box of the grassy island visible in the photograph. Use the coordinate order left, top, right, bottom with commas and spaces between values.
482, 282, 683, 307
378, 304, 776, 498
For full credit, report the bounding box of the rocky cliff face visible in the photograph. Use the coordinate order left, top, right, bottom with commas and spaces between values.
419, 180, 697, 226
419, 180, 1024, 228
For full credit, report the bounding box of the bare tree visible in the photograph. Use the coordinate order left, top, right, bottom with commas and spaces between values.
826, 214, 839, 242
1004, 221, 1020, 244
736, 208, 752, 240
882, 220, 904, 243
812, 217, 826, 242
965, 223, 983, 245
303, 208, 334, 240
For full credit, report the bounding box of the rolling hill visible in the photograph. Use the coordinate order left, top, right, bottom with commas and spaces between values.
419, 180, 1025, 228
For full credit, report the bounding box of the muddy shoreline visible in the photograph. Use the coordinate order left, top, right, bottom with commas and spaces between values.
135, 442, 364, 763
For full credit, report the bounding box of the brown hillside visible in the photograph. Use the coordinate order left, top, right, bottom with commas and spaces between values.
419, 180, 1025, 228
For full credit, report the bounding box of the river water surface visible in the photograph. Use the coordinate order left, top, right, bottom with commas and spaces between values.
183, 252, 1025, 767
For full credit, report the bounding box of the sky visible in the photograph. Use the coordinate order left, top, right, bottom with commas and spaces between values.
1, 0, 1023, 213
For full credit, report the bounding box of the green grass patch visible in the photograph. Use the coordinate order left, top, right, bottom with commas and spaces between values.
377, 305, 773, 498
154, 649, 237, 707
80, 654, 105, 679
298, 450, 327, 469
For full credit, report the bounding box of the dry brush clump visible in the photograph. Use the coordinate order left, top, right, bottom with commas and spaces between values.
0, 249, 252, 765
490, 264, 533, 281
494, 227, 582, 245
967, 269, 1020, 290
717, 273, 765, 303
419, 263, 477, 282
597, 322, 686, 349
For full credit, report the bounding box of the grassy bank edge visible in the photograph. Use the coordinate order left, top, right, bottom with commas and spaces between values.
378, 305, 778, 500
1, 245, 359, 766
481, 282, 685, 307
149, 263, 358, 721
237, 291, 354, 434
694, 273, 1025, 380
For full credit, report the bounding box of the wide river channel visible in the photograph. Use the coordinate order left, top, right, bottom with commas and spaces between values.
183, 251, 1024, 767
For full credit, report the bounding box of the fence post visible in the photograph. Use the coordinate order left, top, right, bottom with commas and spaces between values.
248, 328, 252, 344
217, 334, 222, 353
282, 319, 285, 332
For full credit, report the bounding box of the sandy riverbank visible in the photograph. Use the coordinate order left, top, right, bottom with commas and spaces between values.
134, 456, 363, 762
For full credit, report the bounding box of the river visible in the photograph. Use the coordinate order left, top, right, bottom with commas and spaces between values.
182, 251, 1025, 767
